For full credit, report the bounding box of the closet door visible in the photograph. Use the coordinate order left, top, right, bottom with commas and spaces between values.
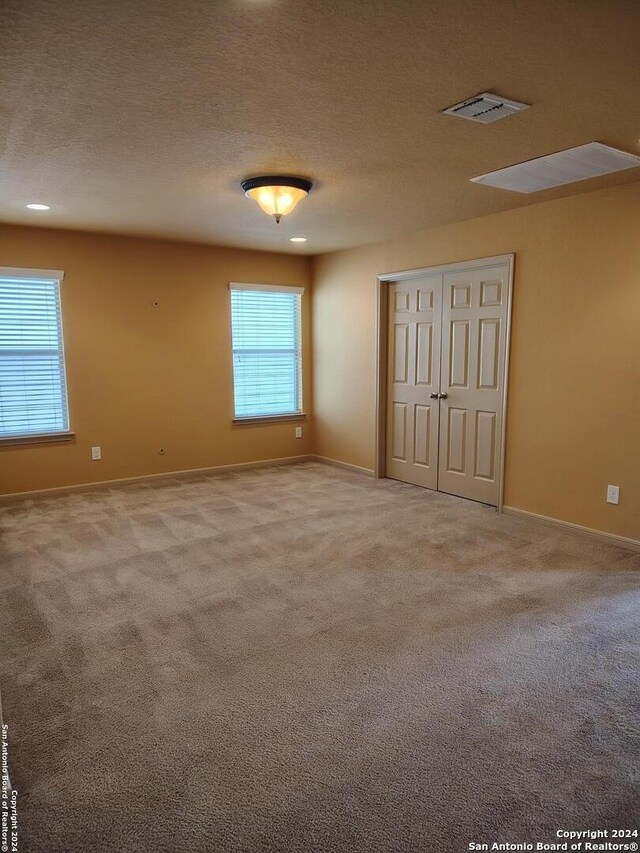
386, 275, 442, 489
437, 263, 510, 505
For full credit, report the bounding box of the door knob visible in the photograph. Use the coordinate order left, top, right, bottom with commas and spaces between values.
429, 392, 438, 399
438, 392, 448, 399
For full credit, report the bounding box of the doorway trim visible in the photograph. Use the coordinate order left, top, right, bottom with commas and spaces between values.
374, 253, 515, 512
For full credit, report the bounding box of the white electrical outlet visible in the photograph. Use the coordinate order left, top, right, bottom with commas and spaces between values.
295, 426, 303, 439
606, 485, 620, 505
91, 446, 101, 461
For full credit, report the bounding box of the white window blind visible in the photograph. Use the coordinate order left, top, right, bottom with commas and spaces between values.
0, 268, 70, 439
229, 283, 303, 418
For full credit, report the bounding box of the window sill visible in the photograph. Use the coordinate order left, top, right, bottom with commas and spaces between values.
0, 431, 76, 447
232, 413, 307, 426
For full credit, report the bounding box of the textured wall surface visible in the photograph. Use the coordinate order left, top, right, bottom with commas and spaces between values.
0, 225, 312, 494
312, 182, 640, 540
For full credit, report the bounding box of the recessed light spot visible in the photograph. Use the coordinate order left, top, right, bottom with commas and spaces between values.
26, 203, 50, 210
290, 237, 307, 243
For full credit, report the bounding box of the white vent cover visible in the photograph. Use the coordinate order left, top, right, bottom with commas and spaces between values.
443, 92, 530, 124
471, 142, 640, 193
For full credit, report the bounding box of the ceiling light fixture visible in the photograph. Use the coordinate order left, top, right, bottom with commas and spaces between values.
26, 203, 50, 210
241, 176, 312, 224
290, 237, 307, 243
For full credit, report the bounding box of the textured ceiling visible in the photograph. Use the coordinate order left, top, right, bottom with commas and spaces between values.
1, 0, 639, 254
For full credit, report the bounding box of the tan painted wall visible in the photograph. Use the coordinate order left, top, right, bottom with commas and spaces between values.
312, 181, 640, 541
0, 226, 312, 494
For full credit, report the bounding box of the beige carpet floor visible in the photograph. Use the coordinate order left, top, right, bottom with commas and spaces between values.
1, 461, 639, 852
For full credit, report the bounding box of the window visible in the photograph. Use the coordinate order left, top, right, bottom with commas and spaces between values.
229, 283, 304, 419
0, 268, 70, 441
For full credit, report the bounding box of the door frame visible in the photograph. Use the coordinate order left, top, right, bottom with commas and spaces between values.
375, 253, 515, 511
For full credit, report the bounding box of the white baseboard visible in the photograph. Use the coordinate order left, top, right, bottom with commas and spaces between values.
312, 455, 375, 477
502, 505, 640, 554
0, 454, 314, 504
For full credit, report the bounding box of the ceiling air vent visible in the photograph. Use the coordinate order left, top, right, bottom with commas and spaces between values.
471, 142, 640, 193
443, 92, 530, 124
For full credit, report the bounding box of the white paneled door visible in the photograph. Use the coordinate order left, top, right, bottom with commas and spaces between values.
386, 274, 442, 489
385, 259, 511, 506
